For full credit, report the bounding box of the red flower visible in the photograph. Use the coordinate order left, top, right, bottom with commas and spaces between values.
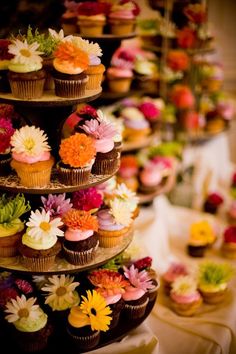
206, 193, 224, 206
133, 257, 152, 270
170, 85, 195, 109
184, 4, 207, 24
231, 172, 236, 187
177, 27, 197, 49
0, 288, 19, 309
78, 1, 109, 16
138, 102, 160, 121
72, 187, 103, 211
0, 117, 15, 153
0, 39, 14, 60
77, 104, 98, 119
223, 226, 236, 243
167, 50, 189, 71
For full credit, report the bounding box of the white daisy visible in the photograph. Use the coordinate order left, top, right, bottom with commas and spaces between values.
171, 276, 198, 296
42, 274, 80, 311
5, 295, 39, 323
48, 28, 73, 42
8, 39, 43, 66
115, 183, 139, 209
26, 209, 64, 241
72, 37, 102, 57
11, 125, 51, 156
32, 275, 48, 290
109, 198, 133, 227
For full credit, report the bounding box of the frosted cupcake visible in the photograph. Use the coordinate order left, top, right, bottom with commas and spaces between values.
117, 155, 139, 192
170, 276, 202, 317
88, 269, 128, 329
0, 117, 15, 175
10, 125, 54, 188
97, 197, 133, 248
0, 194, 30, 257
221, 226, 236, 259
5, 295, 51, 352
108, 1, 139, 35
187, 220, 215, 257
77, 2, 107, 36
62, 209, 99, 265
73, 37, 105, 90
52, 41, 89, 98
67, 290, 111, 350
8, 39, 46, 99
121, 107, 151, 142
122, 264, 154, 319
42, 274, 80, 332
106, 67, 133, 93
57, 133, 96, 186
81, 110, 119, 175
19, 209, 63, 271
61, 0, 80, 35
203, 192, 224, 215
198, 261, 234, 304
162, 262, 189, 295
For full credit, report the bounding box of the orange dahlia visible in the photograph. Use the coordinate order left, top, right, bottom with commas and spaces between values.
88, 269, 129, 296
63, 209, 98, 231
59, 133, 96, 168
54, 42, 89, 70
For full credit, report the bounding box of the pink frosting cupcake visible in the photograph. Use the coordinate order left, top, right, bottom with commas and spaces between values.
106, 67, 133, 93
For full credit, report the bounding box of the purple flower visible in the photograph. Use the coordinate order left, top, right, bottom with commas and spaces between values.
72, 187, 103, 211
41, 193, 72, 218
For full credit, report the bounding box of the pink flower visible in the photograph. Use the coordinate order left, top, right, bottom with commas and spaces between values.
223, 226, 236, 243
138, 102, 160, 121
123, 265, 154, 291
0, 117, 15, 153
111, 47, 136, 70
170, 85, 195, 109
151, 156, 173, 169
41, 193, 72, 218
14, 279, 34, 295
81, 119, 117, 140
120, 0, 140, 16
72, 187, 103, 211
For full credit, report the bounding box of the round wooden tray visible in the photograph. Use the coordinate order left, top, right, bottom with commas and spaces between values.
0, 167, 119, 194
0, 229, 133, 275
0, 89, 102, 107
78, 32, 137, 41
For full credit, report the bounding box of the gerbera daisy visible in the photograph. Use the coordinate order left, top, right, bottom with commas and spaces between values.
109, 198, 133, 227
114, 183, 139, 211
80, 290, 112, 331
10, 126, 50, 157
42, 274, 80, 311
5, 295, 40, 323
26, 209, 64, 241
8, 39, 43, 66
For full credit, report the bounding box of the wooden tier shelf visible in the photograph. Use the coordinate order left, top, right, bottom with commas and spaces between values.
0, 230, 133, 275
0, 168, 119, 194
79, 32, 137, 40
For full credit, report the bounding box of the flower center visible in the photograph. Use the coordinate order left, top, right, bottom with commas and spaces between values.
24, 138, 35, 151
91, 308, 97, 316
20, 49, 31, 57
56, 286, 67, 296
40, 222, 51, 232
18, 308, 29, 318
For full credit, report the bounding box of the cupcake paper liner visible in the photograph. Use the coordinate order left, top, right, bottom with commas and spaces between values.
77, 19, 105, 36
15, 167, 53, 188
92, 155, 120, 175
0, 232, 23, 257
124, 298, 149, 320
107, 78, 132, 93
63, 241, 99, 265
57, 163, 92, 186
171, 297, 202, 316
85, 72, 104, 90
97, 226, 130, 248
200, 288, 227, 304
54, 78, 88, 98
21, 255, 56, 271
67, 328, 100, 350
108, 19, 135, 35
9, 78, 45, 99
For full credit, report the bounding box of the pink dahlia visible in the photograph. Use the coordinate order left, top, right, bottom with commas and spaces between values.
81, 119, 117, 140
123, 265, 155, 291
138, 102, 160, 121
0, 118, 15, 153
41, 193, 72, 218
224, 226, 236, 243
72, 187, 103, 211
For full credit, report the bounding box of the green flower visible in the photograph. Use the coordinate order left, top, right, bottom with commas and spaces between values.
0, 194, 30, 227
198, 261, 234, 287
149, 141, 183, 160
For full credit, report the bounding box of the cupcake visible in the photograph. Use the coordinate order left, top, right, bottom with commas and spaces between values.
52, 41, 89, 98
73, 37, 105, 90
162, 262, 189, 295
133, 57, 159, 92
10, 126, 55, 188
41, 274, 80, 332
57, 133, 96, 186
62, 209, 99, 265
117, 155, 139, 192
138, 159, 165, 195
122, 264, 154, 319
80, 109, 119, 175
97, 197, 133, 248
108, 1, 139, 35
88, 269, 128, 329
112, 182, 139, 219
72, 187, 103, 213
121, 107, 151, 142
61, 0, 80, 35
0, 39, 14, 92
221, 226, 236, 259
7, 39, 46, 99
19, 209, 63, 271
138, 100, 161, 131
198, 261, 234, 304
106, 67, 133, 93
203, 192, 224, 214
4, 295, 51, 352
170, 276, 202, 317
77, 1, 107, 36
41, 193, 72, 220
67, 290, 112, 350
0, 194, 30, 257
187, 220, 215, 257
0, 117, 15, 175
96, 175, 117, 202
